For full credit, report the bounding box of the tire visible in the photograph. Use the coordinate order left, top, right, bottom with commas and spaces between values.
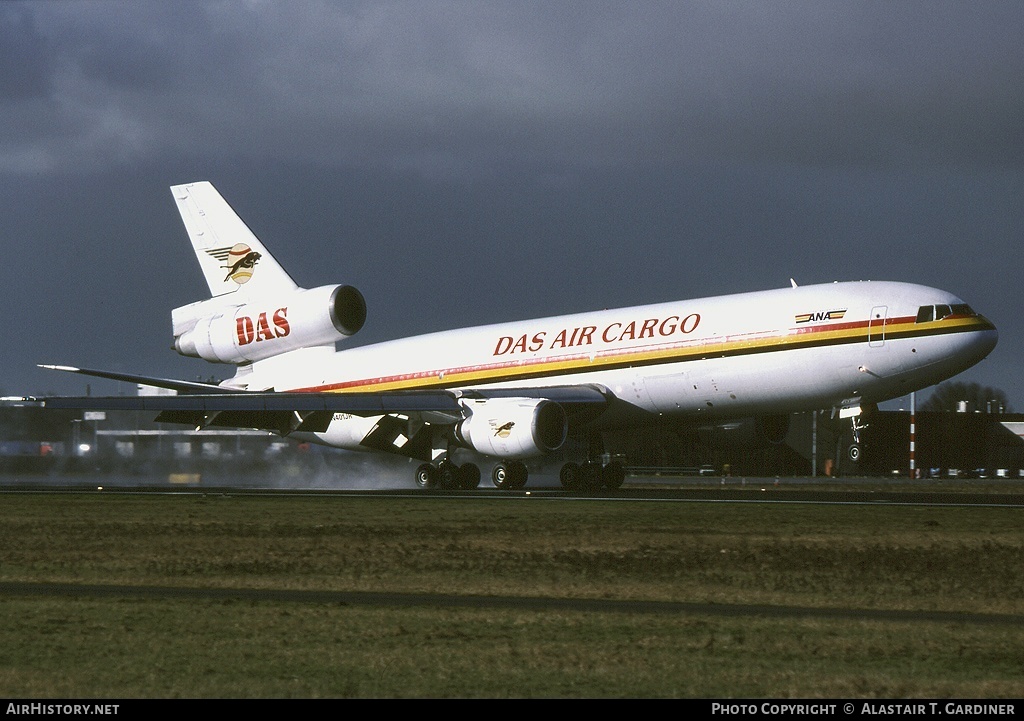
559, 462, 581, 491
458, 463, 481, 489
414, 463, 437, 489
493, 461, 528, 489
492, 462, 513, 489
438, 461, 459, 489
509, 461, 529, 489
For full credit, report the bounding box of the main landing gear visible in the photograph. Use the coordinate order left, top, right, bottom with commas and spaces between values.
415, 459, 528, 490
414, 460, 481, 490
413, 457, 626, 492
490, 461, 529, 490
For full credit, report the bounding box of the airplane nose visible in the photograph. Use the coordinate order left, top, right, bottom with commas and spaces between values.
983, 327, 998, 354
970, 318, 998, 362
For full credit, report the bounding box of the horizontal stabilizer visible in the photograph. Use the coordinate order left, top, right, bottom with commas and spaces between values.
38, 364, 236, 395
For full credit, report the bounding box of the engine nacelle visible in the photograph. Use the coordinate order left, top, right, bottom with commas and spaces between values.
455, 397, 567, 459
172, 284, 366, 364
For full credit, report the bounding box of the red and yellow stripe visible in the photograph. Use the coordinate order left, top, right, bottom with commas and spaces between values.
289, 313, 993, 395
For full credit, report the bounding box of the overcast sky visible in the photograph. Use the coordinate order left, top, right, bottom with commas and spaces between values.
2, 1, 1022, 410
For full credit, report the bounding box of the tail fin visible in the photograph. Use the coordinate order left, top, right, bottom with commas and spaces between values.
171, 182, 298, 299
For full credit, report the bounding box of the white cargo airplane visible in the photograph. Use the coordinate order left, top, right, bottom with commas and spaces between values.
36, 182, 998, 489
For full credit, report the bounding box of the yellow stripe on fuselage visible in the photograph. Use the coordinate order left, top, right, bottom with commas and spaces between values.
303, 314, 991, 394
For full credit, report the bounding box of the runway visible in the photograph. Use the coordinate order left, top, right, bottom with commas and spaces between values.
4, 475, 1024, 508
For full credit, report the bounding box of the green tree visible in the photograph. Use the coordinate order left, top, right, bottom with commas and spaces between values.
920, 381, 1011, 413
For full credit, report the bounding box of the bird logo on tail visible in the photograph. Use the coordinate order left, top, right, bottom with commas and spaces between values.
205, 243, 262, 285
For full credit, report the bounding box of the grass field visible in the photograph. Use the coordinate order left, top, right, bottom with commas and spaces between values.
0, 489, 1022, 697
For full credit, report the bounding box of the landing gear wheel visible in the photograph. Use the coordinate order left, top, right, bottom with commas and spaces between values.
457, 463, 481, 489
437, 460, 459, 489
492, 463, 513, 489
848, 443, 862, 463
492, 461, 528, 490
559, 462, 581, 491
414, 463, 438, 489
509, 461, 528, 489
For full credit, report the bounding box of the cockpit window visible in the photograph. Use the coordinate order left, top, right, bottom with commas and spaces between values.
916, 304, 976, 323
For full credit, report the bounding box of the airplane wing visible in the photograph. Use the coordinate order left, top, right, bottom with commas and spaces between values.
27, 389, 465, 435
19, 366, 612, 452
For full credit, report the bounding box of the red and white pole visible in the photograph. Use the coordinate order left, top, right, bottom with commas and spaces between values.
909, 392, 916, 480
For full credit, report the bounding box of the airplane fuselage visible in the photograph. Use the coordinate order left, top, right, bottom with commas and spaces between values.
248, 280, 997, 449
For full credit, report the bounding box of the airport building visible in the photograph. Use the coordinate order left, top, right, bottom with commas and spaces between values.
612, 408, 1024, 479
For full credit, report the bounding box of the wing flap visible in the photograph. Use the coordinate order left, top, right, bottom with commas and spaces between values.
360, 415, 435, 460
36, 390, 465, 415
152, 409, 335, 435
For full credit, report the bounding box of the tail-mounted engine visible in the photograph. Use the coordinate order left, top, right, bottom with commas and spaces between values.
172, 284, 366, 364
455, 397, 568, 459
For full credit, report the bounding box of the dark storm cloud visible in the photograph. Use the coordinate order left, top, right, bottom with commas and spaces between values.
0, 6, 54, 100
1, 1, 1021, 407
8, 2, 1022, 173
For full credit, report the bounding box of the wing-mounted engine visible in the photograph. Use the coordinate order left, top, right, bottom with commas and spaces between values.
455, 397, 567, 459
172, 284, 366, 364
